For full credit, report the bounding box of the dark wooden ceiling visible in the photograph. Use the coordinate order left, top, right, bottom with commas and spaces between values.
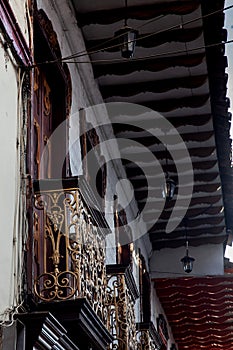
72, 0, 233, 250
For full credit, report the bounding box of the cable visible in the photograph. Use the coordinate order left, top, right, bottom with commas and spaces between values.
186, 203, 217, 219
59, 39, 233, 65
62, 3, 233, 61
26, 4, 233, 69
65, 3, 233, 61
16, 68, 29, 307
0, 301, 26, 328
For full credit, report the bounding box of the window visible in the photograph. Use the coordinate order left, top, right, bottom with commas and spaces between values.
31, 8, 71, 179
28, 7, 71, 299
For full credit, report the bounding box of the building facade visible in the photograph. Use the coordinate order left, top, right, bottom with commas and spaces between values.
0, 0, 232, 349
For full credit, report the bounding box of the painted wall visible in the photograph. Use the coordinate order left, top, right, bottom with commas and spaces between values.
0, 36, 19, 315
151, 283, 177, 349
150, 243, 224, 278
9, 0, 30, 45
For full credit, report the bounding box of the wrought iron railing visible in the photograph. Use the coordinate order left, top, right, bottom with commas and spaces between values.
32, 178, 160, 350
106, 265, 139, 350
33, 177, 109, 324
136, 322, 161, 350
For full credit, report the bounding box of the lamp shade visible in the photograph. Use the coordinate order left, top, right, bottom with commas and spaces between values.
115, 26, 138, 58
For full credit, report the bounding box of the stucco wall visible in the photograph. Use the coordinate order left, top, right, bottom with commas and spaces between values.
0, 38, 19, 315
151, 283, 177, 348
150, 243, 224, 278
9, 0, 29, 45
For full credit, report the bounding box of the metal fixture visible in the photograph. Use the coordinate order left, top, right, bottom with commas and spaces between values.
181, 223, 195, 273
114, 0, 138, 58
162, 144, 176, 201
164, 176, 176, 201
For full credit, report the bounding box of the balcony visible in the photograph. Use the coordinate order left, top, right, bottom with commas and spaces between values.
30, 177, 158, 350
106, 264, 139, 349
31, 177, 112, 350
136, 322, 161, 350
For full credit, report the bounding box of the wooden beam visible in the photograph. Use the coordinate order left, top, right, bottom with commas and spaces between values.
86, 27, 203, 52
138, 194, 222, 208
129, 172, 219, 187
121, 147, 216, 162
149, 225, 225, 240
134, 183, 221, 201
152, 235, 226, 249
116, 130, 214, 144
144, 207, 223, 223
112, 114, 212, 131
100, 75, 208, 98
141, 94, 209, 112
124, 160, 217, 176
93, 53, 205, 77
77, 1, 200, 26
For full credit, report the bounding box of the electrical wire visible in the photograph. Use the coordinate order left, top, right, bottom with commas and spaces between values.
0, 301, 26, 328
17, 72, 29, 307
12, 68, 26, 308
64, 3, 233, 61
62, 4, 233, 60
58, 39, 233, 65
27, 4, 233, 69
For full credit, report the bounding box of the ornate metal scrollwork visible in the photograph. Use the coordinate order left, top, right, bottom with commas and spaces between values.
33, 184, 108, 324
136, 329, 158, 350
136, 322, 161, 350
34, 270, 78, 301
106, 268, 138, 349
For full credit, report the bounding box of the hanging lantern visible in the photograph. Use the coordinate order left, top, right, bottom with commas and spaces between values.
115, 26, 138, 59
164, 176, 176, 201
162, 142, 176, 201
114, 0, 138, 58
181, 241, 195, 273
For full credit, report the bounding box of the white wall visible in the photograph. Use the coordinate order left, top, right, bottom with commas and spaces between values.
0, 37, 19, 315
151, 283, 177, 349
150, 243, 224, 278
9, 0, 29, 45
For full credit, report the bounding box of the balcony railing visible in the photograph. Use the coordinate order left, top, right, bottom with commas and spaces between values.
32, 177, 109, 324
106, 264, 139, 350
136, 322, 161, 350
32, 178, 159, 350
